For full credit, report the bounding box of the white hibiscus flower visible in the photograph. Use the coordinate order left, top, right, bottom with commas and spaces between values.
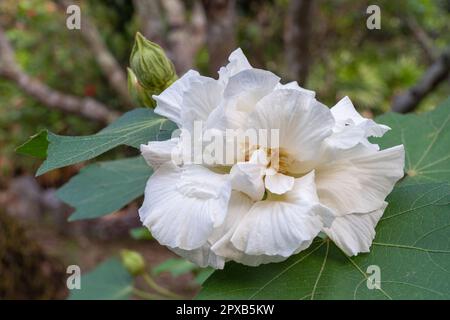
139, 48, 405, 269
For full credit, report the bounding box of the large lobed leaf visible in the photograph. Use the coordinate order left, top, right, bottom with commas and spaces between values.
374, 98, 450, 184
57, 156, 152, 221
198, 183, 450, 299
17, 108, 176, 176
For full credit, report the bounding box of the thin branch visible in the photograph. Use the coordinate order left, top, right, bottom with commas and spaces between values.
284, 0, 315, 85
0, 26, 118, 124
59, 0, 133, 108
392, 47, 450, 113
405, 16, 438, 63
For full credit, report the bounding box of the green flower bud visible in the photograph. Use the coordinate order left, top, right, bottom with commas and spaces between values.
130, 32, 177, 94
120, 249, 146, 276
127, 68, 156, 108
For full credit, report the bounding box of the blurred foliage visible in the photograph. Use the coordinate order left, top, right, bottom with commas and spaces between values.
129, 226, 153, 241
0, 209, 65, 299
308, 0, 450, 111
233, 0, 449, 112
153, 258, 198, 278
0, 0, 135, 180
152, 258, 214, 285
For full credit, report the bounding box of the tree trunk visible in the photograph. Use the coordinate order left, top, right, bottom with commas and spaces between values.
202, 0, 236, 75
284, 0, 315, 85
132, 0, 166, 46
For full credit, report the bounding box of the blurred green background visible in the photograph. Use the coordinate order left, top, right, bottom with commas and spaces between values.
0, 0, 449, 299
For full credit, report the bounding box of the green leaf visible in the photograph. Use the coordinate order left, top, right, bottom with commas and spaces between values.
68, 257, 133, 300
57, 156, 152, 221
198, 183, 450, 299
130, 227, 154, 241
194, 268, 215, 285
375, 98, 450, 184
25, 108, 175, 176
153, 258, 197, 277
15, 130, 48, 159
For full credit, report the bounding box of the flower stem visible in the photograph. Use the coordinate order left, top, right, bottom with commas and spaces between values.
143, 273, 184, 299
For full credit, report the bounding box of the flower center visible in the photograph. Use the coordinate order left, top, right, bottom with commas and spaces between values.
267, 148, 292, 174
240, 142, 296, 176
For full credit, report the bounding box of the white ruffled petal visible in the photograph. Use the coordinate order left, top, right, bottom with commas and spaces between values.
205, 101, 247, 131
232, 253, 289, 266
209, 192, 288, 267
168, 191, 253, 269
275, 80, 315, 97
325, 125, 366, 150
230, 201, 322, 257
227, 149, 269, 201
249, 89, 334, 165
139, 163, 231, 250
315, 145, 404, 215
230, 162, 265, 201
170, 244, 225, 269
327, 96, 390, 150
153, 70, 199, 126
180, 76, 224, 132
207, 69, 280, 131
323, 202, 387, 256
230, 172, 324, 257
209, 191, 253, 252
264, 170, 294, 195
224, 69, 280, 112
140, 138, 180, 169
218, 48, 252, 83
